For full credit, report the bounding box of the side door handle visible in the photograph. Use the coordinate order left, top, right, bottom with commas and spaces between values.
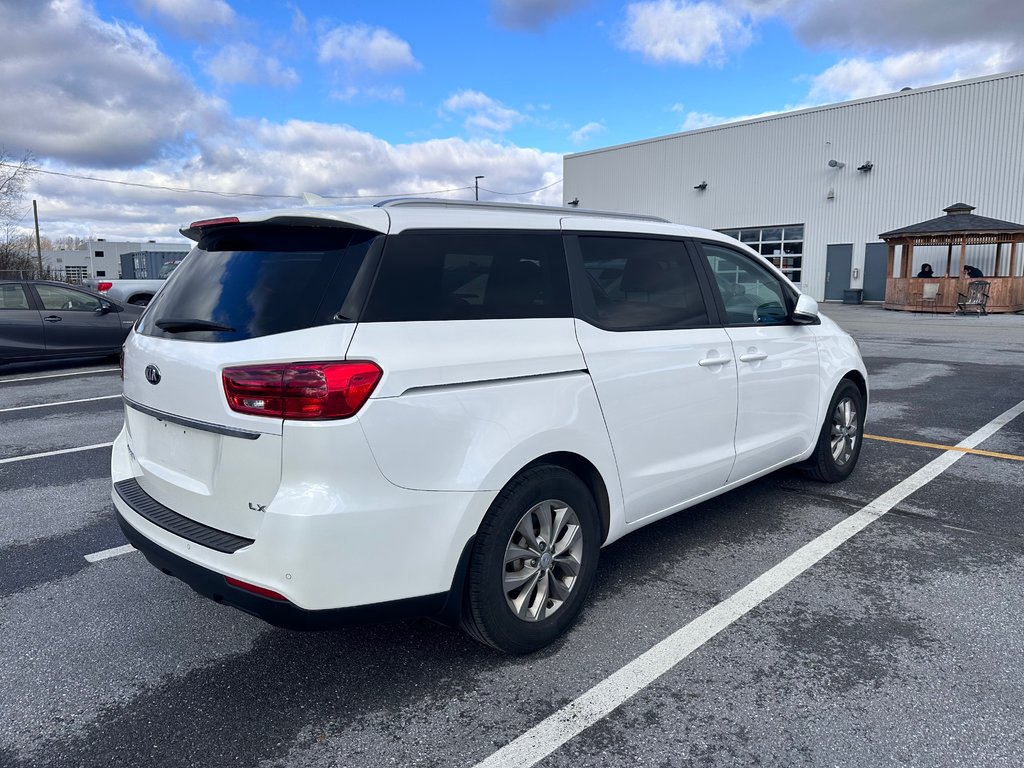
739, 351, 768, 363
43, 315, 63, 323
698, 355, 733, 368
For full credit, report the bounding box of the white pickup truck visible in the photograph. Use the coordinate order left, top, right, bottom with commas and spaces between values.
82, 260, 181, 306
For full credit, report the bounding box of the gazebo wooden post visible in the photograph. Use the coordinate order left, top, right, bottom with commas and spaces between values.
945, 243, 953, 277
959, 235, 967, 276
1011, 239, 1019, 277
901, 242, 914, 277
995, 242, 1003, 276
887, 243, 895, 277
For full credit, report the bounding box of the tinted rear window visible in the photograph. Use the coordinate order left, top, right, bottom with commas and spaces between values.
139, 225, 379, 342
361, 231, 570, 322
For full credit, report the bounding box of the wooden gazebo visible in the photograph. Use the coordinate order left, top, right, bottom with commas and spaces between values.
879, 203, 1024, 313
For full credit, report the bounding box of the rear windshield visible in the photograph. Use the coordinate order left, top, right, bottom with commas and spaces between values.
138, 224, 379, 342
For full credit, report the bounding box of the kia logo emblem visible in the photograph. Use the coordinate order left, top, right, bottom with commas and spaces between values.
145, 364, 161, 385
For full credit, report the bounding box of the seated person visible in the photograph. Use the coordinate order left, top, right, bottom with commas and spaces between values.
963, 264, 984, 278
916, 263, 934, 278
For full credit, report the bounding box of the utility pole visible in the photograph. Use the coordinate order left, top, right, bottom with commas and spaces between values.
33, 199, 43, 274
474, 175, 484, 201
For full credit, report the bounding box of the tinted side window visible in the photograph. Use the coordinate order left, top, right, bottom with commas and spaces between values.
699, 242, 790, 326
35, 284, 103, 312
140, 225, 378, 342
0, 284, 30, 309
577, 236, 709, 331
362, 231, 570, 322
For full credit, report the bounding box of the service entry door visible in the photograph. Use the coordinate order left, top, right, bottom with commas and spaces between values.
696, 241, 821, 482
568, 232, 738, 524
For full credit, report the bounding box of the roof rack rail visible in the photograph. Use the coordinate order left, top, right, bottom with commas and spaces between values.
374, 197, 669, 223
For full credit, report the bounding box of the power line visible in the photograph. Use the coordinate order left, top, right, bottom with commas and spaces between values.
479, 178, 563, 196
1, 161, 563, 201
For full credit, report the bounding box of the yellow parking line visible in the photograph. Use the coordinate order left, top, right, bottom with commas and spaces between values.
864, 434, 1024, 462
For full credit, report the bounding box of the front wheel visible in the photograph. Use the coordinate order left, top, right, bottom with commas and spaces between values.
461, 465, 600, 654
803, 379, 865, 483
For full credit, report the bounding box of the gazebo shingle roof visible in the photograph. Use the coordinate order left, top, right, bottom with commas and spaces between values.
880, 203, 1024, 239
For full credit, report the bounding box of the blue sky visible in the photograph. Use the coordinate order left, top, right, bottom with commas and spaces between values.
2, 0, 1022, 240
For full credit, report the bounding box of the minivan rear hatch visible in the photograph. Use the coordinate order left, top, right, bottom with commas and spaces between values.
121, 221, 383, 540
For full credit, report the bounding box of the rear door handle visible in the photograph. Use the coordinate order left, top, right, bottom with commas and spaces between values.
698, 356, 733, 368
739, 352, 768, 363
43, 315, 63, 323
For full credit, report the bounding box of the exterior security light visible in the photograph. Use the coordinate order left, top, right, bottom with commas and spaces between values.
694, 181, 707, 191
857, 161, 874, 172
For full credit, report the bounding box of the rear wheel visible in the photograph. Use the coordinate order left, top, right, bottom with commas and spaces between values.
461, 465, 600, 654
129, 295, 152, 306
804, 379, 864, 482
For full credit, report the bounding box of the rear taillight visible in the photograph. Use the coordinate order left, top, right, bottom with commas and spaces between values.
97, 281, 113, 292
222, 361, 382, 420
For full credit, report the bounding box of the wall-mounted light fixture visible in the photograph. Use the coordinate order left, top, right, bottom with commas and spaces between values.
827, 159, 846, 169
567, 197, 580, 207
694, 181, 707, 191
857, 161, 874, 172
826, 188, 835, 200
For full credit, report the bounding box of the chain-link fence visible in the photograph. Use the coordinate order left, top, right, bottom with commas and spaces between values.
0, 269, 78, 283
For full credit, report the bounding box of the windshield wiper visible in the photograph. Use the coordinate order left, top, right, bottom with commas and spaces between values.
155, 318, 236, 333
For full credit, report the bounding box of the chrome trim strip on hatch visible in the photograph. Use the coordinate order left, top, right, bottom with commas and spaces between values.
122, 396, 262, 440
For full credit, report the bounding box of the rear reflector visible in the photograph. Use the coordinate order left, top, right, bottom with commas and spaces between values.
225, 576, 289, 602
222, 361, 382, 420
189, 216, 240, 229
97, 281, 113, 292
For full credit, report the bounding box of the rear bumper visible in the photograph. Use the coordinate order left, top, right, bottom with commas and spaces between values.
116, 509, 450, 630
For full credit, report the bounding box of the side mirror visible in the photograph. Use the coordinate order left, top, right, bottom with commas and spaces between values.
95, 301, 113, 316
792, 294, 820, 325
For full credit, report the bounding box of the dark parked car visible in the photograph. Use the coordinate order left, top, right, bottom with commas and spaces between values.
0, 280, 143, 365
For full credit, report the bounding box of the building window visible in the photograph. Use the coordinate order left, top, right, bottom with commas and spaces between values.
96, 270, 106, 277
95, 250, 104, 258
718, 225, 803, 284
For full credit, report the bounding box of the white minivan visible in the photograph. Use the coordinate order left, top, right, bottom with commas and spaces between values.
112, 199, 867, 653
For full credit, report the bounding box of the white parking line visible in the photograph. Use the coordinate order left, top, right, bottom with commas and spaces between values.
0, 395, 121, 413
0, 368, 119, 384
0, 442, 114, 464
474, 397, 1024, 768
84, 544, 136, 563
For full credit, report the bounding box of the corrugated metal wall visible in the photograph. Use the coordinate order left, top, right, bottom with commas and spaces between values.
563, 71, 1024, 299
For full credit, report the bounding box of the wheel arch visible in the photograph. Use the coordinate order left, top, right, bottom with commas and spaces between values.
520, 451, 611, 546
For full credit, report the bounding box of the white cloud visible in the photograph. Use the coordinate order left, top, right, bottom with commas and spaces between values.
678, 107, 789, 131
0, 0, 226, 167
318, 24, 420, 73
27, 124, 563, 240
569, 122, 606, 145
619, 1, 753, 65
807, 44, 1021, 102
136, 0, 236, 37
441, 90, 527, 134
491, 0, 591, 30
205, 43, 299, 88
331, 85, 406, 103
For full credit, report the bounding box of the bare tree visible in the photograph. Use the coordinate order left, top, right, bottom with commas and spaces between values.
0, 147, 38, 275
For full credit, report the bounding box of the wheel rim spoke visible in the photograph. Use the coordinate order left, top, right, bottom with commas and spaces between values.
503, 563, 539, 591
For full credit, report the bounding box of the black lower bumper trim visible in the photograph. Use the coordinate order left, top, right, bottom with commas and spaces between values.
114, 478, 253, 554
116, 511, 449, 630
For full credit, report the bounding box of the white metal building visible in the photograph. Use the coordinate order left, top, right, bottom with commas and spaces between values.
563, 70, 1024, 302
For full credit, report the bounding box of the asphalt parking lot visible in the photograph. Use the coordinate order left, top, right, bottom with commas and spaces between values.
2, 304, 1022, 768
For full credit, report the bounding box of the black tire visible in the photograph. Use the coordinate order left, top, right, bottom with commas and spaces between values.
129, 296, 151, 306
461, 465, 600, 654
804, 379, 865, 483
